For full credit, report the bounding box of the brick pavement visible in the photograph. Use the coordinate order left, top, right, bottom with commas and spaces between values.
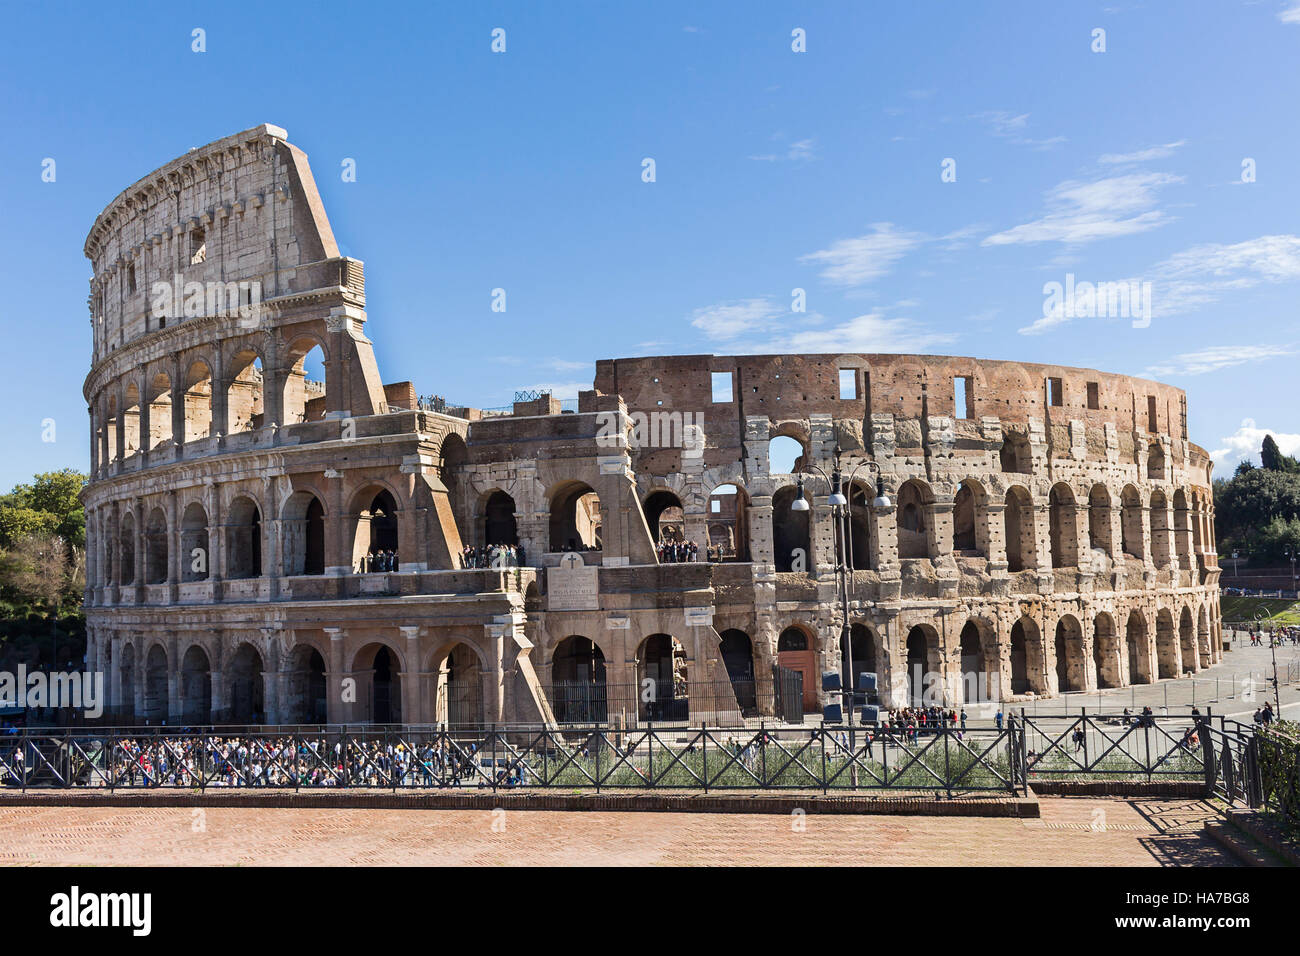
0, 797, 1233, 866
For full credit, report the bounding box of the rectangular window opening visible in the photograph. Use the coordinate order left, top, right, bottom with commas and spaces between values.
838, 368, 857, 400
1147, 395, 1158, 432
954, 375, 974, 419
1048, 377, 1063, 407
1086, 381, 1100, 410
711, 371, 733, 403
189, 228, 207, 266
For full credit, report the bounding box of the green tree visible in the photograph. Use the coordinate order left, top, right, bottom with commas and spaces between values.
0, 469, 86, 548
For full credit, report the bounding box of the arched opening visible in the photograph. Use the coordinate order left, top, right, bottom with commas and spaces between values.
118, 511, 136, 586
1126, 610, 1150, 684
958, 620, 990, 704
843, 623, 878, 697
1009, 618, 1044, 694
551, 636, 608, 723
437, 644, 483, 726
180, 645, 212, 724
776, 627, 817, 712
1155, 609, 1178, 679
282, 491, 326, 576
1048, 483, 1078, 569
281, 339, 327, 425
1150, 490, 1171, 568
707, 484, 750, 561
146, 372, 173, 451
143, 644, 168, 723
227, 643, 264, 723
225, 496, 262, 579
644, 489, 685, 544
355, 643, 402, 723
1173, 490, 1192, 569
1120, 485, 1144, 560
772, 485, 812, 572
905, 625, 939, 707
119, 644, 136, 721
1094, 613, 1120, 689
182, 360, 213, 442
844, 480, 877, 569
1178, 606, 1196, 675
719, 629, 757, 716
285, 645, 327, 723
639, 634, 688, 720
1147, 442, 1165, 481
1054, 616, 1085, 693
1004, 486, 1036, 572
1088, 484, 1113, 555
999, 432, 1032, 474
352, 488, 399, 571
439, 433, 468, 513
896, 479, 932, 559
483, 490, 519, 546
103, 394, 119, 465
225, 348, 265, 435
1198, 605, 1212, 667
548, 481, 601, 552
180, 502, 209, 582
143, 507, 168, 584
768, 434, 805, 475
122, 383, 142, 458
952, 481, 980, 554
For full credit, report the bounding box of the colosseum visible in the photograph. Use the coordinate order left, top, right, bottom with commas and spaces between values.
80, 125, 1223, 726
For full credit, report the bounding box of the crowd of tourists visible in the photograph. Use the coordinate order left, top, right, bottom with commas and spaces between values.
657, 538, 698, 563
461, 543, 526, 568
1247, 625, 1300, 646
358, 549, 399, 573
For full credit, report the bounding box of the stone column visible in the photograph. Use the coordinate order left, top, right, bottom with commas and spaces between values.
325, 627, 347, 723
400, 625, 423, 723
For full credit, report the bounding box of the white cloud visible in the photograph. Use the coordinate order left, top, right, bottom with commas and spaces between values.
1280, 5, 1300, 24
1144, 344, 1296, 377
770, 311, 957, 354
1211, 418, 1300, 467
972, 110, 1066, 150
1099, 140, 1186, 164
691, 297, 792, 340
799, 222, 924, 286
749, 136, 816, 162
984, 172, 1182, 246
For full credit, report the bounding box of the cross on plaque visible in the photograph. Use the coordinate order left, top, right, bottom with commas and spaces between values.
559, 552, 584, 570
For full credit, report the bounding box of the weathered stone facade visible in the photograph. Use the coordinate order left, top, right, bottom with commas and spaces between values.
81, 126, 1222, 726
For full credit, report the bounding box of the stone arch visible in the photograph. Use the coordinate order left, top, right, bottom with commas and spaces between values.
1147, 442, 1166, 480
1054, 615, 1085, 693
1156, 608, 1178, 679
1048, 483, 1079, 569
844, 479, 879, 569
999, 431, 1033, 474
122, 383, 142, 457
182, 359, 213, 442
1173, 489, 1192, 569
767, 432, 807, 475
284, 642, 327, 723
224, 345, 265, 436
547, 480, 601, 552
952, 479, 988, 556
143, 506, 168, 584
843, 622, 881, 695
180, 501, 209, 582
481, 489, 519, 546
118, 642, 137, 721
118, 510, 136, 586
225, 495, 263, 579
644, 489, 685, 543
1009, 616, 1045, 695
349, 484, 401, 570
180, 643, 212, 723
550, 635, 608, 723
282, 490, 326, 576
896, 479, 933, 559
1178, 605, 1196, 675
226, 641, 264, 723
905, 624, 942, 706
1093, 612, 1121, 689
719, 629, 758, 716
434, 642, 485, 726
772, 484, 812, 572
143, 642, 169, 723
281, 334, 329, 425
145, 370, 173, 451
1120, 485, 1144, 559
1088, 483, 1113, 555
438, 432, 468, 507
1126, 610, 1151, 684
638, 633, 688, 720
707, 482, 749, 561
353, 641, 405, 724
1150, 489, 1172, 568
1004, 485, 1037, 572
958, 618, 996, 704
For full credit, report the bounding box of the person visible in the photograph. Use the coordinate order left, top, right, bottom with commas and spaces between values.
994, 709, 1003, 731
959, 708, 967, 731
1072, 725, 1086, 753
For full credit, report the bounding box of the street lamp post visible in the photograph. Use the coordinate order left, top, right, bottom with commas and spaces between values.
1252, 606, 1282, 717
791, 443, 891, 727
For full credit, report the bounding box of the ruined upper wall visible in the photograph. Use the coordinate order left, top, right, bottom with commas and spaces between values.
594, 352, 1193, 461
84, 124, 341, 363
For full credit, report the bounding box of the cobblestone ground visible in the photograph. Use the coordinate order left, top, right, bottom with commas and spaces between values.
0, 798, 1232, 866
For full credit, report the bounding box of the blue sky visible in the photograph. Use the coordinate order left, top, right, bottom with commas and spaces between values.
3, 0, 1300, 493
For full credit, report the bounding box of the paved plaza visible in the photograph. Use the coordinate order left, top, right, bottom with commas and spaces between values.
0, 797, 1232, 866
